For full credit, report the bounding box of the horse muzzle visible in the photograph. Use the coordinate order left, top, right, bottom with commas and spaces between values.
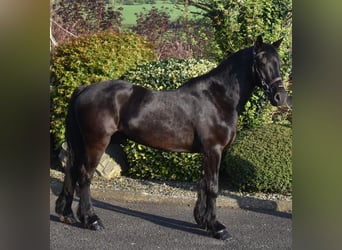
270, 89, 289, 107
285, 95, 292, 108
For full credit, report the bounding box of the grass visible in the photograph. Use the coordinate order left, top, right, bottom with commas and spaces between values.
112, 2, 202, 26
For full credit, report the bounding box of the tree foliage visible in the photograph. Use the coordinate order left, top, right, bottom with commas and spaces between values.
51, 0, 123, 44
131, 6, 217, 60
177, 0, 292, 79
180, 0, 291, 54
132, 6, 171, 59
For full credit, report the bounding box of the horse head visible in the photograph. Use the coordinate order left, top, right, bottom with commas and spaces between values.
253, 35, 292, 108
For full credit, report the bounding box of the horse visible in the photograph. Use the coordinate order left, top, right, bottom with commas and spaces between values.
55, 35, 291, 240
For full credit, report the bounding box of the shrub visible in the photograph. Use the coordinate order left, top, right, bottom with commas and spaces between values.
124, 143, 202, 182
50, 32, 156, 148
121, 58, 216, 89
222, 124, 292, 194
237, 89, 273, 131
121, 58, 217, 182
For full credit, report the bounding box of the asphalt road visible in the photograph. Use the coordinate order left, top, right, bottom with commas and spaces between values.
50, 192, 292, 250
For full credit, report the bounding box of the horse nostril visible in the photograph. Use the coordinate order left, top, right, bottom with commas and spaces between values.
274, 93, 281, 103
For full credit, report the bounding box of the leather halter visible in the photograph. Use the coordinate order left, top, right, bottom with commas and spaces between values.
252, 47, 284, 95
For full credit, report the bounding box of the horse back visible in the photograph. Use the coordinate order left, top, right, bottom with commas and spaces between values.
73, 80, 134, 139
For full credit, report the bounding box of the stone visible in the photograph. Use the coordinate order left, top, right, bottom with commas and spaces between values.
58, 142, 128, 179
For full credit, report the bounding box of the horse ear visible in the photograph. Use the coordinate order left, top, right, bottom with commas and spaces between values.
272, 38, 283, 49
255, 35, 263, 49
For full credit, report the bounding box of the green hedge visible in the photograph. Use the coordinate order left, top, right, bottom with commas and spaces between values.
121, 58, 217, 182
124, 143, 202, 182
122, 58, 217, 90
222, 124, 292, 194
238, 88, 273, 131
50, 32, 156, 148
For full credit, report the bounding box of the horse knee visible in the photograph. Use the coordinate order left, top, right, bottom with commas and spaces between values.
78, 170, 89, 187
207, 181, 219, 198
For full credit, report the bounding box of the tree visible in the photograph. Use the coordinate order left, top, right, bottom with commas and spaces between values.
131, 6, 217, 60
51, 0, 123, 44
177, 0, 292, 58
132, 6, 171, 48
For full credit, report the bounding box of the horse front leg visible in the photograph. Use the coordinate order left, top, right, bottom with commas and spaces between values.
194, 148, 231, 240
194, 170, 207, 229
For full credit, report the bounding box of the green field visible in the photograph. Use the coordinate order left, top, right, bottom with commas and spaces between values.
115, 3, 202, 26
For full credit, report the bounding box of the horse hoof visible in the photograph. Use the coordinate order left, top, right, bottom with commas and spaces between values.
193, 213, 206, 229
87, 220, 104, 231
59, 214, 77, 225
196, 222, 206, 230
213, 229, 232, 240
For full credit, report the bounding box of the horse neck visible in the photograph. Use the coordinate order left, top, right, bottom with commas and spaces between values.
216, 47, 256, 115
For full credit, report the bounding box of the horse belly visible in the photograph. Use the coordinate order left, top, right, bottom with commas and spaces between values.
120, 89, 198, 152
123, 117, 195, 152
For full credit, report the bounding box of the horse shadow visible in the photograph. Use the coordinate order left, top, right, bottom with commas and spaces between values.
50, 176, 207, 237
220, 192, 292, 219
92, 198, 208, 237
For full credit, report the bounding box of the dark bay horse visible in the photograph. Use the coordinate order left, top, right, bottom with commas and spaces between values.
55, 35, 291, 240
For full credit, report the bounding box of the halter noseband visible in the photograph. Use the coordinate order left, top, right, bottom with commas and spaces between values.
252, 47, 284, 95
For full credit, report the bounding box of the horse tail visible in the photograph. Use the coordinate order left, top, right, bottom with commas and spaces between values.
65, 85, 88, 170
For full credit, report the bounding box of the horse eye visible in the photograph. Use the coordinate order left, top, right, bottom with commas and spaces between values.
260, 57, 267, 65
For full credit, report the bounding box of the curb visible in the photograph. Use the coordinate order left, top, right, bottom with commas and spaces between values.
50, 174, 292, 214
91, 189, 292, 214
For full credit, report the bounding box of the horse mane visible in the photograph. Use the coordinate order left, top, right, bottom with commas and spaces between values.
180, 47, 253, 89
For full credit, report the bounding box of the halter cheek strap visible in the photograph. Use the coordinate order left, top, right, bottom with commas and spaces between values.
261, 76, 284, 90
252, 47, 284, 94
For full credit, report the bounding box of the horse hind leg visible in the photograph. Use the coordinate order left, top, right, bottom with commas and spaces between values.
55, 153, 81, 224
76, 135, 111, 230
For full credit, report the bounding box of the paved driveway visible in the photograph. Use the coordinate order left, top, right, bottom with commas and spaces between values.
50, 191, 292, 249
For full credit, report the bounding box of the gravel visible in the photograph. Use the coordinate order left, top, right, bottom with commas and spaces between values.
50, 169, 291, 203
